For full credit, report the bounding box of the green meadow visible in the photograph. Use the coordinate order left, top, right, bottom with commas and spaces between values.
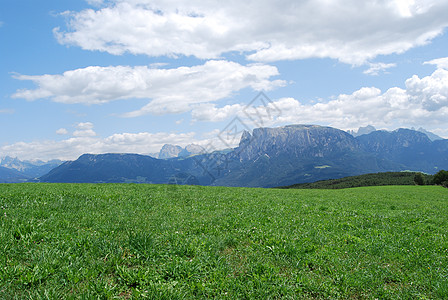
0, 183, 447, 299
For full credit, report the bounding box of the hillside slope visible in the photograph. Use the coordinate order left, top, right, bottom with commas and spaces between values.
0, 166, 29, 183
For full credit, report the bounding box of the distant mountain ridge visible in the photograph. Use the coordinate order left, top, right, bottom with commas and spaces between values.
158, 144, 205, 159
348, 125, 443, 141
348, 125, 377, 137
0, 166, 29, 183
413, 127, 443, 141
0, 156, 63, 182
238, 125, 358, 161
39, 124, 448, 187
40, 153, 175, 184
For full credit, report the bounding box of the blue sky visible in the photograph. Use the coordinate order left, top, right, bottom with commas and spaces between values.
1, 0, 448, 161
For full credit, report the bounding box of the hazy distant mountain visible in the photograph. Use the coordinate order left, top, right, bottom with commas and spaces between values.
357, 129, 439, 173
146, 153, 160, 158
179, 144, 205, 157
39, 124, 448, 187
348, 125, 376, 137
412, 127, 443, 141
0, 166, 29, 183
0, 156, 63, 182
348, 125, 443, 141
158, 144, 183, 159
158, 144, 205, 159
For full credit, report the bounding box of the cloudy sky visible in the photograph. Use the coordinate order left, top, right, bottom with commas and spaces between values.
1, 0, 448, 161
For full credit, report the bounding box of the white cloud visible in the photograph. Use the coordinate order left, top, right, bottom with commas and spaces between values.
0, 120, 242, 161
394, 0, 434, 17
149, 62, 169, 68
191, 68, 448, 136
54, 0, 448, 64
85, 0, 106, 6
73, 129, 97, 137
424, 57, 448, 69
12, 61, 285, 116
5, 63, 448, 161
73, 122, 97, 137
192, 103, 244, 123
76, 122, 94, 130
56, 128, 68, 135
363, 63, 397, 76
406, 68, 448, 111
0, 129, 196, 161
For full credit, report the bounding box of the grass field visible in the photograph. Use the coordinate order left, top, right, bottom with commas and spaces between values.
1, 183, 447, 299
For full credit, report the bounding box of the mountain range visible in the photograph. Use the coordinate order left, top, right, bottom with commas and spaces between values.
157, 144, 205, 159
37, 124, 448, 188
0, 157, 62, 183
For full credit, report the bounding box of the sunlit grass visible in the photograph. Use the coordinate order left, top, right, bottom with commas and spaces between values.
0, 183, 447, 298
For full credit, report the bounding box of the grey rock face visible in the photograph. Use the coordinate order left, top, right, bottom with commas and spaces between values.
158, 144, 183, 159
158, 144, 205, 159
236, 125, 359, 161
179, 144, 205, 157
0, 156, 62, 178
415, 127, 443, 141
348, 125, 377, 137
357, 128, 431, 153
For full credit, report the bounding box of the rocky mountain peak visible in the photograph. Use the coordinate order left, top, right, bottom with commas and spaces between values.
414, 127, 443, 141
348, 125, 377, 137
179, 144, 205, 157
236, 124, 359, 161
158, 144, 183, 159
158, 143, 205, 159
357, 128, 431, 153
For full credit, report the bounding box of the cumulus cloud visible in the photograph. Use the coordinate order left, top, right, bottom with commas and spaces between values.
85, 0, 105, 6
5, 63, 448, 161
12, 61, 285, 116
54, 0, 448, 64
191, 68, 448, 136
424, 57, 448, 69
75, 122, 94, 130
363, 63, 397, 76
192, 103, 245, 123
73, 122, 97, 137
0, 128, 197, 161
406, 68, 448, 111
0, 121, 243, 161
73, 129, 97, 137
56, 128, 68, 135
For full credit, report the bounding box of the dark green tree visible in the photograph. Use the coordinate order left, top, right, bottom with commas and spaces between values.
413, 173, 425, 185
432, 170, 448, 186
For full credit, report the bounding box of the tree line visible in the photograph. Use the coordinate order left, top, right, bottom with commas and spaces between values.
414, 170, 448, 188
283, 171, 448, 189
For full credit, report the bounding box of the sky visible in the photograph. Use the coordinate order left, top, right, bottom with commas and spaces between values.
1, 0, 448, 161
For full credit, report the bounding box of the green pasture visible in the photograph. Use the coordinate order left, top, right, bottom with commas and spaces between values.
0, 183, 447, 299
